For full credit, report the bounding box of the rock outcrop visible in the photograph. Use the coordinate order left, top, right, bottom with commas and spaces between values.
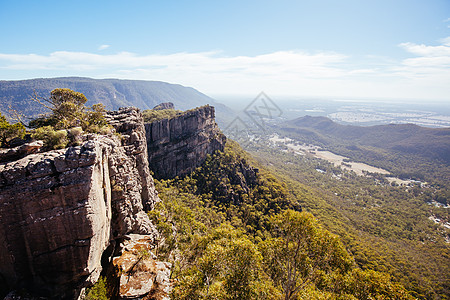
145, 105, 226, 179
0, 141, 43, 163
106, 108, 160, 215
0, 105, 224, 299
112, 235, 172, 300
0, 108, 159, 299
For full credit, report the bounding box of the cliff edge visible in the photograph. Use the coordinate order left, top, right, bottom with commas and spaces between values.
145, 105, 226, 179
0, 105, 224, 299
0, 108, 159, 299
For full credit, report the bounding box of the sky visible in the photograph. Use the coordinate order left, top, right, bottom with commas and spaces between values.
0, 0, 449, 102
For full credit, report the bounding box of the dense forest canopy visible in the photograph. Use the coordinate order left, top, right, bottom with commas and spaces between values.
149, 141, 416, 299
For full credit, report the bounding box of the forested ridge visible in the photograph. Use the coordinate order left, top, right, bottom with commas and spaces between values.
247, 138, 449, 299
0, 77, 234, 127
148, 140, 416, 299
278, 116, 450, 185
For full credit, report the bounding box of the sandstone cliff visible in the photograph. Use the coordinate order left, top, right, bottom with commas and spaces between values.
0, 108, 159, 299
145, 105, 226, 179
0, 105, 224, 299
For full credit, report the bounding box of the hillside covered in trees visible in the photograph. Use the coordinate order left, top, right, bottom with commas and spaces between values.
1, 88, 448, 299
148, 140, 416, 299
278, 116, 450, 184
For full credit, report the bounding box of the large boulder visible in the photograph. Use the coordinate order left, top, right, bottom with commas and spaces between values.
112, 235, 172, 300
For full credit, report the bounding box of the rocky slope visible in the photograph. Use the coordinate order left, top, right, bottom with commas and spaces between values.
0, 108, 161, 299
145, 105, 226, 179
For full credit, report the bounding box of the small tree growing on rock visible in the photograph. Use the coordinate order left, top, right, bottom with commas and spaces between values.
29, 88, 110, 149
0, 112, 26, 147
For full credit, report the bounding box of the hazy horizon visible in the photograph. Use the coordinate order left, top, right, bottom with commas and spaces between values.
1, 0, 449, 102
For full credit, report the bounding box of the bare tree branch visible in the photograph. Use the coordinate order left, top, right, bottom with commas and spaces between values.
30, 90, 53, 111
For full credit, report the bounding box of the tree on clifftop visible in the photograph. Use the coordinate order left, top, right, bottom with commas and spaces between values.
0, 112, 25, 147
29, 88, 108, 131
29, 88, 110, 149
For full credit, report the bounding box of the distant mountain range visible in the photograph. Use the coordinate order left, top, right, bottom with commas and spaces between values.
278, 115, 450, 182
282, 115, 450, 162
0, 77, 233, 126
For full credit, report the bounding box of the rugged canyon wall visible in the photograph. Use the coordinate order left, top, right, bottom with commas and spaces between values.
145, 105, 226, 179
0, 137, 115, 298
0, 105, 223, 299
0, 108, 160, 299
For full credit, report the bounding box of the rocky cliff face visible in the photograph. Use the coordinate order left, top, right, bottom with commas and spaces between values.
145, 105, 226, 179
0, 108, 159, 299
0, 105, 223, 299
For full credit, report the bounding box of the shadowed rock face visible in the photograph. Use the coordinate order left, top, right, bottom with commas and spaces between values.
0, 108, 159, 299
0, 138, 114, 298
145, 105, 226, 179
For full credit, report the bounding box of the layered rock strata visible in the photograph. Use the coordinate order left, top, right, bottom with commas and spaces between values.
0, 108, 159, 299
145, 105, 226, 179
106, 108, 160, 219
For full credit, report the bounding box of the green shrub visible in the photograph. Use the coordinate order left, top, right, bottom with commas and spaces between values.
29, 89, 111, 149
85, 276, 108, 300
142, 108, 182, 123
0, 113, 26, 147
32, 126, 68, 150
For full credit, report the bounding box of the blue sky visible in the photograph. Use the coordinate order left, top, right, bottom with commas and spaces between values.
1, 0, 449, 101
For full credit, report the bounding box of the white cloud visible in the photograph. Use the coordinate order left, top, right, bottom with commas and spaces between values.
0, 50, 348, 79
397, 38, 450, 69
441, 37, 450, 46
384, 38, 450, 100
98, 44, 110, 51
0, 39, 449, 101
399, 41, 450, 57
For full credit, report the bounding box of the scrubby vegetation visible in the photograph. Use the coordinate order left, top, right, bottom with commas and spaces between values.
85, 276, 108, 300
0, 112, 25, 147
0, 88, 110, 150
4, 88, 111, 150
142, 108, 182, 123
149, 141, 415, 299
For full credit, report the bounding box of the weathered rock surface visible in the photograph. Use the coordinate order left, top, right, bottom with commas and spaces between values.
0, 108, 159, 299
106, 108, 160, 225
3, 290, 46, 300
0, 138, 115, 298
0, 141, 43, 163
112, 235, 172, 300
145, 105, 226, 179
